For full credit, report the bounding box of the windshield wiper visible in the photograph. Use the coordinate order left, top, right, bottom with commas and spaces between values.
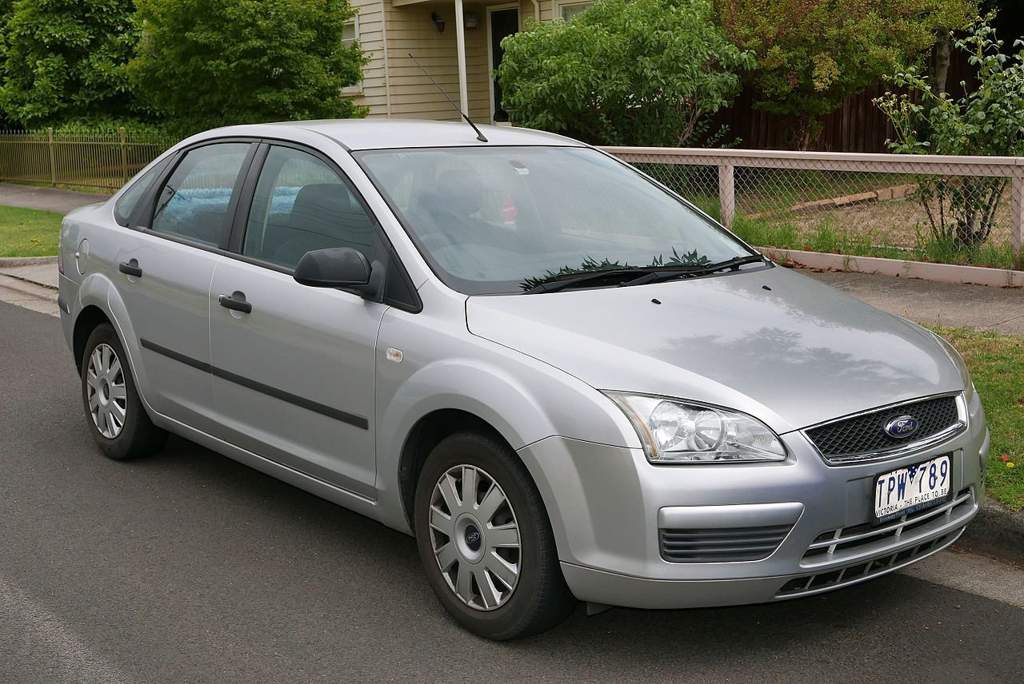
522, 255, 768, 294
522, 268, 652, 294
621, 254, 769, 287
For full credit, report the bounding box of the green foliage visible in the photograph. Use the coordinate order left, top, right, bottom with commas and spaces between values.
49, 118, 175, 137
496, 0, 753, 146
130, 0, 367, 133
0, 0, 139, 127
0, 1, 13, 127
715, 0, 977, 147
876, 14, 1024, 251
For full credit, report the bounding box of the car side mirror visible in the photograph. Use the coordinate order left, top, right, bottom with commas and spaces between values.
294, 247, 371, 289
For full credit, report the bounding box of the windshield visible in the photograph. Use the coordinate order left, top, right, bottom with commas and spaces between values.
355, 146, 755, 295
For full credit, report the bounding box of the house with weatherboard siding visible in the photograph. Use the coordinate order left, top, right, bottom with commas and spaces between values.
346, 0, 593, 122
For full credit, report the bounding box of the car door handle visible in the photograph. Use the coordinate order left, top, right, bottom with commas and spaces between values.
218, 292, 252, 314
118, 259, 143, 278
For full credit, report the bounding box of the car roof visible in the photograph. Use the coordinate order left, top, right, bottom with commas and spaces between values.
192, 119, 586, 151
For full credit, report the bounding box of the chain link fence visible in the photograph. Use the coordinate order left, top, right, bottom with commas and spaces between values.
605, 147, 1024, 271
0, 128, 176, 191
1, 129, 1021, 271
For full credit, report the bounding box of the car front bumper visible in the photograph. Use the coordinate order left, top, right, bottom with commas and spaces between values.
518, 392, 987, 610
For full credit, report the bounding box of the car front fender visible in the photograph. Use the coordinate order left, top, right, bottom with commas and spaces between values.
371, 306, 639, 535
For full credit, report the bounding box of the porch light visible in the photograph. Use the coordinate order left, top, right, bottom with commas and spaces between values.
431, 11, 445, 33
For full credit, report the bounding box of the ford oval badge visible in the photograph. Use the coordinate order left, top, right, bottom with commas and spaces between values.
884, 415, 920, 439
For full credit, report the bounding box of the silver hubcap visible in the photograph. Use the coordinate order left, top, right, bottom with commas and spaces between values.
429, 464, 521, 611
86, 343, 127, 439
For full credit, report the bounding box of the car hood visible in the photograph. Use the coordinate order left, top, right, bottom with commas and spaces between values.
465, 266, 962, 434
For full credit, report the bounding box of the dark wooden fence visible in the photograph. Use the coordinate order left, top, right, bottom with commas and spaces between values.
717, 46, 979, 153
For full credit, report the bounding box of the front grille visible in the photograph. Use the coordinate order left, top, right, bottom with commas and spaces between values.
775, 528, 964, 598
659, 525, 792, 563
801, 488, 974, 567
805, 395, 961, 464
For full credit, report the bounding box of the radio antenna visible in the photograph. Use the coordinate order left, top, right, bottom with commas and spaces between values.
407, 52, 488, 143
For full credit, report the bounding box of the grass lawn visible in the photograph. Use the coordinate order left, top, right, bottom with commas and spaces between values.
0, 205, 63, 257
932, 326, 1024, 511
730, 215, 1020, 271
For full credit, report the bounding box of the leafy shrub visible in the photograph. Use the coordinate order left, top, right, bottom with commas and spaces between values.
876, 14, 1024, 253
0, 0, 139, 127
130, 0, 367, 133
716, 0, 977, 148
496, 0, 753, 146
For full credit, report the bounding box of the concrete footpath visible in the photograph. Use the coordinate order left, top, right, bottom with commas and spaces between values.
0, 182, 108, 214
3, 258, 1021, 334
809, 270, 1024, 335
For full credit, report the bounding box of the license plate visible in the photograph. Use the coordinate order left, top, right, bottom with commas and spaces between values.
873, 455, 951, 522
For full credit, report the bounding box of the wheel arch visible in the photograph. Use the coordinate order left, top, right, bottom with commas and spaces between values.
72, 305, 112, 372
71, 273, 155, 416
397, 408, 514, 531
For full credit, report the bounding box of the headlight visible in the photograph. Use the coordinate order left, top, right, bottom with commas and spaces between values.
605, 392, 787, 464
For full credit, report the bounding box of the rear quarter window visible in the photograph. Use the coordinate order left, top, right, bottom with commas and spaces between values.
114, 157, 172, 227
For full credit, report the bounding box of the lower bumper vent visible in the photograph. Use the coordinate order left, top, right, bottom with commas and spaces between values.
659, 525, 791, 563
776, 528, 964, 598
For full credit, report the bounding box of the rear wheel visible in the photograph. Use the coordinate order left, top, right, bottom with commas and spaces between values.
414, 431, 575, 639
81, 323, 166, 460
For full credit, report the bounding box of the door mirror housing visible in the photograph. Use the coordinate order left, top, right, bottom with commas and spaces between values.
294, 247, 372, 289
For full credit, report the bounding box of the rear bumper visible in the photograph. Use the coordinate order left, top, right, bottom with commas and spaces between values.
517, 391, 988, 609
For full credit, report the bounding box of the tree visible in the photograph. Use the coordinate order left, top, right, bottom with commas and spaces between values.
876, 14, 1024, 255
0, 0, 138, 127
496, 0, 753, 147
130, 0, 367, 132
0, 0, 14, 127
715, 0, 977, 148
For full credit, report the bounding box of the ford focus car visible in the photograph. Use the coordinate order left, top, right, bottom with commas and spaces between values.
57, 121, 987, 639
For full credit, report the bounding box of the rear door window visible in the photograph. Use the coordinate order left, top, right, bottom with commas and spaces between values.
113, 157, 171, 227
150, 143, 251, 248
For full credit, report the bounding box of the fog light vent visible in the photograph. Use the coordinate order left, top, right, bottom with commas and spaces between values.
659, 525, 792, 563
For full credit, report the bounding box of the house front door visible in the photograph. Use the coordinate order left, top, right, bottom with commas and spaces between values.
488, 7, 520, 122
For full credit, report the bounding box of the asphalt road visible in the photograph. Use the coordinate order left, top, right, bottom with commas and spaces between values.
1, 298, 1022, 683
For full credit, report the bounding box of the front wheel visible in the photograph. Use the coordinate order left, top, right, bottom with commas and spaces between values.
414, 431, 575, 639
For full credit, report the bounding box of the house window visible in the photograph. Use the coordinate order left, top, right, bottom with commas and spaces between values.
342, 18, 358, 46
559, 2, 593, 21
342, 16, 361, 94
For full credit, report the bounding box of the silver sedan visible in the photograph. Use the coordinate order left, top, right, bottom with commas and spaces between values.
58, 120, 986, 639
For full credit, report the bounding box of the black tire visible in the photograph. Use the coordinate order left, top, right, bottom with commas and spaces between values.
80, 323, 166, 461
414, 431, 575, 639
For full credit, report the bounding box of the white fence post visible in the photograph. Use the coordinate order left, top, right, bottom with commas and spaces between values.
718, 164, 735, 229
